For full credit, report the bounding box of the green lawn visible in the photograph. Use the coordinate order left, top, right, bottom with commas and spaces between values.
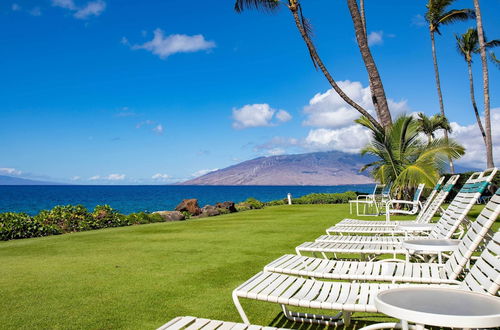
0, 204, 492, 329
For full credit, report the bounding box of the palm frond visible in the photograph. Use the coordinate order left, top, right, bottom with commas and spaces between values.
234, 0, 280, 13
438, 9, 475, 25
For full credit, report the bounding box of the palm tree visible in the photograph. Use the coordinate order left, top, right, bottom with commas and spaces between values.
234, 0, 387, 131
416, 112, 452, 144
455, 28, 499, 153
359, 114, 464, 198
346, 0, 392, 128
472, 0, 495, 168
425, 0, 474, 173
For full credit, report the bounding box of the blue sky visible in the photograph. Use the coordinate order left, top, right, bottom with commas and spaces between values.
1, 0, 499, 184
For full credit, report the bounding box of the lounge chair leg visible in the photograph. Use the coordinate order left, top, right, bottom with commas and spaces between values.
343, 311, 351, 326
280, 305, 344, 326
232, 293, 250, 324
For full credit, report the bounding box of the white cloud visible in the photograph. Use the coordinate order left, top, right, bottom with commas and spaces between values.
74, 0, 106, 19
266, 148, 286, 156
71, 176, 81, 181
367, 31, 383, 46
11, 3, 21, 11
52, 0, 77, 10
89, 175, 100, 181
153, 124, 164, 135
191, 168, 218, 177
303, 80, 409, 129
28, 7, 42, 16
0, 167, 22, 176
276, 110, 292, 122
152, 173, 171, 181
304, 125, 372, 154
450, 108, 500, 168
232, 104, 292, 129
131, 29, 215, 59
106, 174, 125, 181
411, 14, 426, 27
52, 0, 105, 19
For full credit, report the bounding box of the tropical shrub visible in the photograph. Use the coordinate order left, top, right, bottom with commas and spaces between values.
90, 205, 127, 229
126, 212, 164, 225
266, 199, 286, 206
291, 191, 357, 204
358, 114, 465, 199
0, 212, 60, 240
240, 197, 265, 210
35, 205, 92, 232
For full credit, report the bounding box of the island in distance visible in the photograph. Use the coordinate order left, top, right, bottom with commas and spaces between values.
180, 151, 375, 186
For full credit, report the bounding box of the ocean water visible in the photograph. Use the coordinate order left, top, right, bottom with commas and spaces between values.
0, 185, 373, 215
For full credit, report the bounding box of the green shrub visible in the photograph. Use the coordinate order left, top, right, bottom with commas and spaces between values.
91, 205, 126, 229
266, 199, 286, 206
242, 197, 265, 209
126, 212, 163, 225
35, 205, 92, 232
292, 191, 357, 204
0, 212, 60, 241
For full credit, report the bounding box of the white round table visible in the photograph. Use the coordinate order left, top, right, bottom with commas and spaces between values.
402, 238, 460, 263
367, 287, 500, 330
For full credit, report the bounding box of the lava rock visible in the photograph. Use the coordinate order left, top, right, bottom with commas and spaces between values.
175, 198, 201, 216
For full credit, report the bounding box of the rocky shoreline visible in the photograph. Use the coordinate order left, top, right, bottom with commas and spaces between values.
153, 198, 239, 221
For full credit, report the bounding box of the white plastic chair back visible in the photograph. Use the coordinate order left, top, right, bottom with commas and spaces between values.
443, 189, 500, 280
428, 168, 498, 239
459, 231, 500, 295
415, 175, 459, 223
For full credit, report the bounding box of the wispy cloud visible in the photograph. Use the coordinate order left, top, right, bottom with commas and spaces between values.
74, 0, 106, 19
89, 175, 101, 181
107, 173, 125, 181
129, 29, 216, 59
11, 3, 21, 11
367, 31, 383, 46
411, 14, 426, 27
191, 168, 218, 177
152, 173, 171, 182
136, 120, 164, 135
52, 0, 106, 19
29, 7, 42, 16
152, 124, 164, 135
232, 104, 292, 129
0, 167, 23, 176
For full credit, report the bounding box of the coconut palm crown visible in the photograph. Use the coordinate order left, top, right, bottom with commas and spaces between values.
358, 114, 464, 196
416, 112, 452, 144
425, 0, 474, 34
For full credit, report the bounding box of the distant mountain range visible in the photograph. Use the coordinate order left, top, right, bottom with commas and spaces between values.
180, 151, 375, 186
0, 175, 65, 185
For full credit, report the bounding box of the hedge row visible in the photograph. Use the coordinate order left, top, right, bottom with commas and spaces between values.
0, 205, 163, 241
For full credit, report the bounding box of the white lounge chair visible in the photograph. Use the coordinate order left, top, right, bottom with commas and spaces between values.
385, 183, 425, 218
336, 176, 453, 228
232, 232, 500, 327
264, 188, 499, 284
325, 169, 496, 236
157, 316, 288, 330
349, 184, 387, 216
296, 170, 498, 260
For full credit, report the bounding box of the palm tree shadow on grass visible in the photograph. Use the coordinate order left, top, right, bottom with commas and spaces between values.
268, 312, 393, 330
268, 312, 446, 329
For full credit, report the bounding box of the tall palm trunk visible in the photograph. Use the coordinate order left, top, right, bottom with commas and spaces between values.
346, 0, 392, 128
359, 0, 367, 39
287, 2, 383, 131
430, 30, 455, 173
473, 0, 494, 168
467, 60, 487, 144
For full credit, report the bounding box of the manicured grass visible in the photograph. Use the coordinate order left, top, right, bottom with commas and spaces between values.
0, 204, 494, 329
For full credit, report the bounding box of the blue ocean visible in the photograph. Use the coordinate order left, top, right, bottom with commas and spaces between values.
0, 185, 373, 215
